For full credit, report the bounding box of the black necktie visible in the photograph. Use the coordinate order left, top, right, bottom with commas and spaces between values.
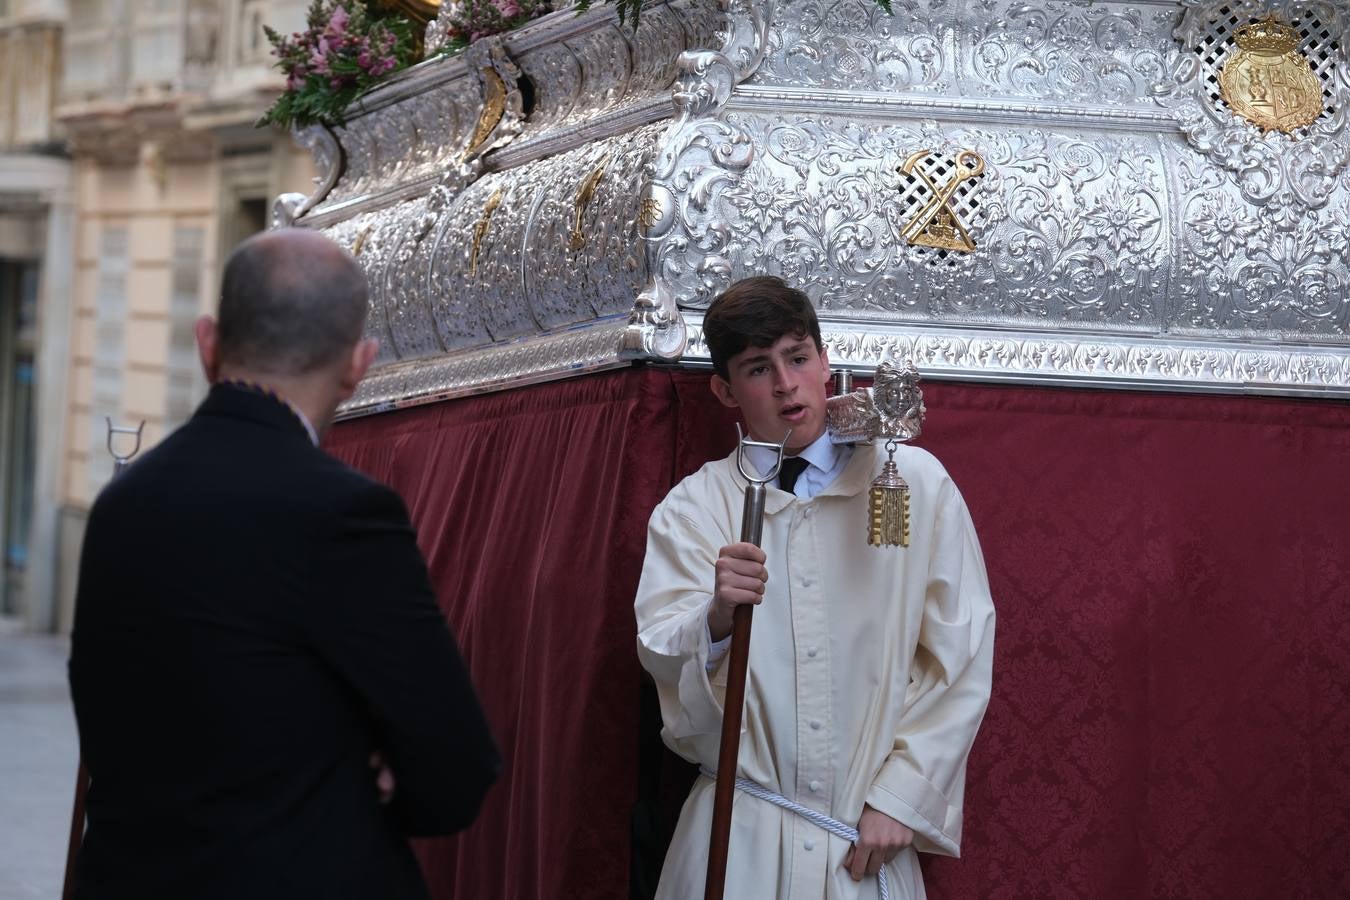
778, 456, 809, 494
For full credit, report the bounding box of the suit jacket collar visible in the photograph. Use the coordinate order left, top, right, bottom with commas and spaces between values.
197, 383, 316, 445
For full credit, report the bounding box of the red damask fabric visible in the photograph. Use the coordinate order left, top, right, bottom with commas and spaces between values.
328, 368, 1350, 899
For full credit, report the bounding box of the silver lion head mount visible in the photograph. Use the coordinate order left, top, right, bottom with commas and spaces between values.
826, 360, 925, 445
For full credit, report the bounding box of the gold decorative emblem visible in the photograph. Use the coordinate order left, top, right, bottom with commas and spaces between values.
461, 67, 507, 163
1219, 15, 1323, 135
637, 196, 662, 232
569, 156, 610, 252
469, 188, 504, 278
899, 149, 985, 253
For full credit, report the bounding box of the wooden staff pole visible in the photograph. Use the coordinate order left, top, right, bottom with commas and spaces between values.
705, 428, 786, 900
62, 420, 143, 900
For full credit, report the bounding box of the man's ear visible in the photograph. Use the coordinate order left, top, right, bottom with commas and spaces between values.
337, 338, 379, 399
819, 345, 832, 387
710, 373, 740, 410
195, 315, 220, 383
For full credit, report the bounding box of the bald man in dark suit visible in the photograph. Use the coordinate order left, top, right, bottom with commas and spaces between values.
68, 228, 500, 899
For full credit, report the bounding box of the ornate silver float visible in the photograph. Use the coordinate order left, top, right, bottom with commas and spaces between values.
276, 0, 1350, 415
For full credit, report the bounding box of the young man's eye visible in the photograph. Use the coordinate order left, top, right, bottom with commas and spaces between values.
748, 365, 769, 376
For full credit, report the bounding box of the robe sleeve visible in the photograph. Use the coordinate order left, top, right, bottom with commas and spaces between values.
634, 493, 730, 760
866, 477, 996, 857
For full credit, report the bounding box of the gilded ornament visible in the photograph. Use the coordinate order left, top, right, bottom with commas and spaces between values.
469, 188, 504, 278
351, 224, 373, 257
569, 156, 610, 252
637, 196, 662, 233
1218, 15, 1324, 135
898, 149, 986, 253
461, 67, 507, 162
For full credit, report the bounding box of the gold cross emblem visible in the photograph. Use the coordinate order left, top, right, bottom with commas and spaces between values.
899, 149, 986, 253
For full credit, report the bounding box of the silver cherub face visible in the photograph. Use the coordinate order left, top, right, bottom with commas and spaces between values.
826, 361, 925, 444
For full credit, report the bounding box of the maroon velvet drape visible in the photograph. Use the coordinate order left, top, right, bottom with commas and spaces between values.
327, 367, 1350, 899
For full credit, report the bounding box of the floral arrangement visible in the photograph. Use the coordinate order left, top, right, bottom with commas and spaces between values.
432, 0, 557, 52
259, 0, 901, 128
258, 0, 417, 129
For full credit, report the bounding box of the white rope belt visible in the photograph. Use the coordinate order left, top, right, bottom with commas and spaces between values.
701, 769, 889, 900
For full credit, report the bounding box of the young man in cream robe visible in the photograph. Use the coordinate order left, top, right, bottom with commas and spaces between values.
635, 277, 995, 899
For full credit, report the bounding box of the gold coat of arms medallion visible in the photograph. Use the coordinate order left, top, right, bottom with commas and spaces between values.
1219, 15, 1324, 135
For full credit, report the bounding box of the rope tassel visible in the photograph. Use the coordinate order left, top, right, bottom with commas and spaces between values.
868, 441, 910, 548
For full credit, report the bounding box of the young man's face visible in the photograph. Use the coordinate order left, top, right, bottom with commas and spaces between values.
711, 333, 831, 452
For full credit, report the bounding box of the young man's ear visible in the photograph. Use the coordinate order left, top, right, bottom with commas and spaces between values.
195, 315, 220, 383
710, 373, 740, 410
819, 345, 831, 386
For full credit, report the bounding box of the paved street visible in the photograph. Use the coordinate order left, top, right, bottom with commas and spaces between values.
0, 631, 78, 900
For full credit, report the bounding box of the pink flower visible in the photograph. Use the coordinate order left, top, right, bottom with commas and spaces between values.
492, 0, 522, 17
325, 5, 349, 35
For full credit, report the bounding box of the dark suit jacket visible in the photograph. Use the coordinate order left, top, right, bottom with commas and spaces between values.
69, 384, 500, 900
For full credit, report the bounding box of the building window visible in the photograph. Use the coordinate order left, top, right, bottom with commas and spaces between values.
0, 261, 37, 618
88, 225, 128, 493
166, 224, 205, 428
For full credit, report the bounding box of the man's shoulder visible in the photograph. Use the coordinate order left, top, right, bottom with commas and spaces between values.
657, 453, 738, 512
94, 415, 401, 523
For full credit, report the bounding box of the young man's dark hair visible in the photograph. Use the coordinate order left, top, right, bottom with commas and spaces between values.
703, 276, 824, 379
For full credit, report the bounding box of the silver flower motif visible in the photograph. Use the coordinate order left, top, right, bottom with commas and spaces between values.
1192, 196, 1261, 261
725, 169, 801, 235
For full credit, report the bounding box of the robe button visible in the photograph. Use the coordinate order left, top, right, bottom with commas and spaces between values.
809, 780, 821, 792
804, 840, 815, 851
801, 577, 813, 587
807, 647, 818, 658
810, 719, 821, 730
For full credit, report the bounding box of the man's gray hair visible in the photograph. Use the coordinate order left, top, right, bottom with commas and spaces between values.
217, 228, 369, 376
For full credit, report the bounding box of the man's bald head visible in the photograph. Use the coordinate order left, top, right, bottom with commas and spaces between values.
217, 228, 368, 377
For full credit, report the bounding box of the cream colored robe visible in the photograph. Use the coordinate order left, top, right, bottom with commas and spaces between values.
635, 441, 995, 900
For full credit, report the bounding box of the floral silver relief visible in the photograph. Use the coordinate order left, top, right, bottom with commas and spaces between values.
298, 0, 1350, 412
628, 4, 690, 94
718, 0, 776, 81
583, 126, 662, 318
463, 172, 539, 342
517, 42, 583, 129
622, 43, 756, 359
671, 0, 726, 52
522, 147, 600, 331
321, 210, 399, 368
962, 1, 1171, 107
426, 177, 497, 353
383, 197, 446, 361
756, 0, 953, 93
1170, 144, 1350, 335
681, 113, 1169, 331
561, 25, 636, 126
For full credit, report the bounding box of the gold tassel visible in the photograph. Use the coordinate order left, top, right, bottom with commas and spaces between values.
868, 442, 910, 548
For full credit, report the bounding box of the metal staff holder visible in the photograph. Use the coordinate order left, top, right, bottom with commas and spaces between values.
62, 417, 145, 900
705, 425, 790, 900
105, 418, 145, 479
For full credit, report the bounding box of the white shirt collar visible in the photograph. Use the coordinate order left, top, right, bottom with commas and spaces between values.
294, 408, 320, 447
745, 429, 841, 483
